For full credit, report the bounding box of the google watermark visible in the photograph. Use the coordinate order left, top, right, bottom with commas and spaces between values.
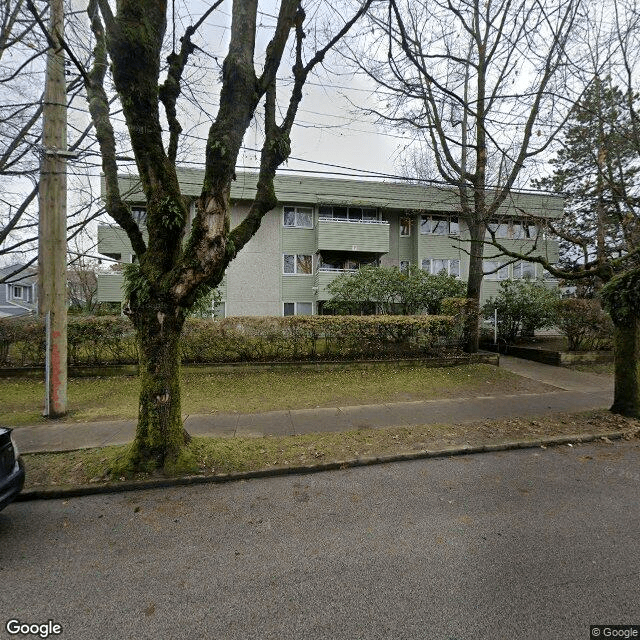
591, 626, 640, 638
5, 620, 62, 639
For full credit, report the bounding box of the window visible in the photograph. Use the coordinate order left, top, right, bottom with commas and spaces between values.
131, 206, 147, 226
420, 215, 458, 235
512, 220, 538, 239
514, 261, 536, 280
421, 258, 461, 277
348, 207, 363, 221
487, 219, 539, 240
11, 285, 24, 300
432, 259, 447, 274
483, 260, 509, 280
319, 205, 334, 219
283, 254, 312, 275
283, 206, 313, 229
486, 220, 509, 239
319, 206, 378, 222
283, 302, 313, 316
400, 260, 410, 273
512, 220, 525, 239
213, 301, 226, 319
400, 217, 411, 237
188, 200, 197, 227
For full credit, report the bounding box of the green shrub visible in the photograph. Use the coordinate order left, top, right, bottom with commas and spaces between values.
67, 316, 137, 365
483, 280, 561, 344
0, 316, 45, 366
440, 297, 468, 316
0, 314, 461, 366
555, 298, 613, 351
0, 314, 461, 367
0, 315, 137, 367
325, 265, 466, 315
180, 315, 460, 362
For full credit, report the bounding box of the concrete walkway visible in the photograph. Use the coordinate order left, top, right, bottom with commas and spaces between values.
498, 355, 614, 393
12, 357, 614, 455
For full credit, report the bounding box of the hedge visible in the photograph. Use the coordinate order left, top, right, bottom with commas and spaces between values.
0, 314, 463, 367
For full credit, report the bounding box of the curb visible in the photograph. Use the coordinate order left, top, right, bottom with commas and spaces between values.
15, 428, 638, 503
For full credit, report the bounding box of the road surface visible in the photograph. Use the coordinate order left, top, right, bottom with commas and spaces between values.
1, 439, 639, 640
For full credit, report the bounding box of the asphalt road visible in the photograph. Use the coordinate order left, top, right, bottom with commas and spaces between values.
1, 440, 639, 640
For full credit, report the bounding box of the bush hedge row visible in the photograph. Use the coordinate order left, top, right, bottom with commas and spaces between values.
0, 313, 463, 367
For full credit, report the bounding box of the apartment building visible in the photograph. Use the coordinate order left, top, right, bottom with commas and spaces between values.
96, 170, 561, 316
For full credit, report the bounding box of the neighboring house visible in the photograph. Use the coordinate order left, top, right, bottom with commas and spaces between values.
0, 265, 38, 318
96, 170, 561, 317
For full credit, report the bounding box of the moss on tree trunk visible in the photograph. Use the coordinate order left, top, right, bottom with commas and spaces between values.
464, 221, 485, 353
610, 319, 640, 418
128, 299, 188, 471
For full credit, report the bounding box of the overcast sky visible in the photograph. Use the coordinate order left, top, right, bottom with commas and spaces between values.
159, 0, 406, 180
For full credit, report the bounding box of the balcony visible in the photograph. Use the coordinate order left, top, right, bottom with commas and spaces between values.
317, 218, 390, 254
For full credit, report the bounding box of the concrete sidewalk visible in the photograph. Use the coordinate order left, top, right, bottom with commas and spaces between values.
12, 357, 614, 455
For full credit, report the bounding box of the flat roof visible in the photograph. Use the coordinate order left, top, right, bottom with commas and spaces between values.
109, 169, 563, 218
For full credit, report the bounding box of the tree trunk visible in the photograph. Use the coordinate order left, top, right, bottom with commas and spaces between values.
128, 298, 189, 470
610, 317, 640, 417
464, 220, 485, 353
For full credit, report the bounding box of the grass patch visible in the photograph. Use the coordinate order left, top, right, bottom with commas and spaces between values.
22, 410, 639, 490
568, 362, 616, 375
0, 363, 553, 427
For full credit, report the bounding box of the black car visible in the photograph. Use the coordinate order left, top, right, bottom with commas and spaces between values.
0, 427, 25, 510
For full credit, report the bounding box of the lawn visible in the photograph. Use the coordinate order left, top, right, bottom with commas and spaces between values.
0, 362, 554, 426
22, 409, 640, 489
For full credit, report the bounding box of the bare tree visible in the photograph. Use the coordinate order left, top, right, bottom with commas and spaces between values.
67, 244, 99, 313
0, 0, 106, 283
486, 0, 640, 417
339, 0, 582, 351
44, 0, 375, 472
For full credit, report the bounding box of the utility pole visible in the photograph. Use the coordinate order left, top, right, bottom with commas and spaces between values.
38, 0, 67, 417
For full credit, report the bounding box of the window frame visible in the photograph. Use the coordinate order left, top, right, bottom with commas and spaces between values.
213, 301, 226, 319
486, 220, 510, 239
421, 258, 461, 277
283, 301, 313, 316
283, 205, 314, 229
131, 206, 147, 226
11, 285, 24, 300
283, 253, 313, 275
483, 260, 509, 281
513, 261, 536, 280
420, 214, 459, 236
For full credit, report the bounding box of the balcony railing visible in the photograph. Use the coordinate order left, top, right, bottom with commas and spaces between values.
317, 218, 390, 253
